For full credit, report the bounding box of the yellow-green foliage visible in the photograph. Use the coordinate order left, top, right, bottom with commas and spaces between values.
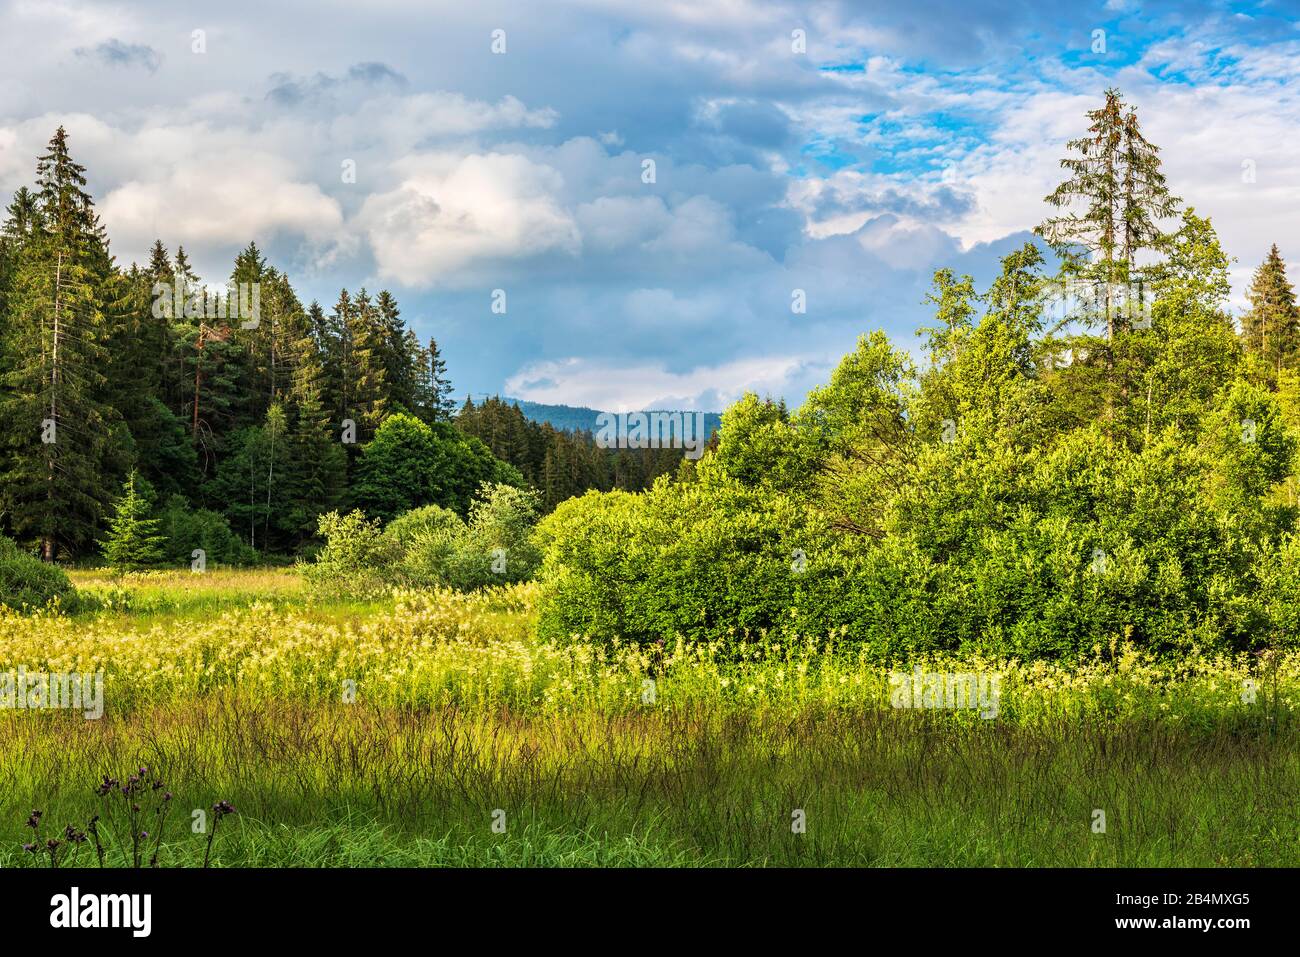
1, 571, 1296, 724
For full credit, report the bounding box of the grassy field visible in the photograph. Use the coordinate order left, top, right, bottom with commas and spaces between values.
2, 568, 1298, 867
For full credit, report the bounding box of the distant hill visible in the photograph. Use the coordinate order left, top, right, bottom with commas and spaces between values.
479, 397, 723, 437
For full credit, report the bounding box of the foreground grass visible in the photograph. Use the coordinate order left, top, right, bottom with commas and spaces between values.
2, 698, 1297, 867
3, 568, 1299, 866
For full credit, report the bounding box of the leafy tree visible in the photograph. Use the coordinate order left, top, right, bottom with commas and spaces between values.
351, 412, 523, 523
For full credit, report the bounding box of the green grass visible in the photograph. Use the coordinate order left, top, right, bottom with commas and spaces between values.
3, 568, 1298, 867
3, 698, 1297, 867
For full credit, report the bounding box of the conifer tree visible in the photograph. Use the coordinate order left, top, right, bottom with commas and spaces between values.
1038, 89, 1180, 340
346, 289, 389, 440
1242, 244, 1299, 379
100, 469, 165, 571
427, 336, 455, 420
0, 127, 116, 560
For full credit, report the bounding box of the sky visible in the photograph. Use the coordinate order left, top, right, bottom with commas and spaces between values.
1, 0, 1298, 412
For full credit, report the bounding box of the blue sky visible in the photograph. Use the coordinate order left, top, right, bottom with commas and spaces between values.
2, 0, 1297, 411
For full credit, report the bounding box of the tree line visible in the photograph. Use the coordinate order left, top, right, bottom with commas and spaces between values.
0, 128, 695, 563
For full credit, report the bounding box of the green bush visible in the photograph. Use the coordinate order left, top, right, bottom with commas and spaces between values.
0, 536, 75, 611
301, 510, 398, 598
384, 485, 543, 591
385, 504, 467, 588
306, 484, 544, 597
535, 389, 1297, 659
536, 477, 823, 645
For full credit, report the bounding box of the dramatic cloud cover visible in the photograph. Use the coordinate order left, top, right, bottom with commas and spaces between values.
1, 0, 1296, 410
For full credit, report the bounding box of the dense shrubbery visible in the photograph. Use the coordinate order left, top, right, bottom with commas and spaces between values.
536, 477, 823, 645
304, 483, 542, 596
536, 224, 1300, 660
156, 495, 259, 567
351, 413, 526, 523
0, 536, 74, 610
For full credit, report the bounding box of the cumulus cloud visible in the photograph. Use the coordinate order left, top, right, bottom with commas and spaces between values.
99, 152, 344, 253
1, 0, 1294, 410
356, 152, 581, 286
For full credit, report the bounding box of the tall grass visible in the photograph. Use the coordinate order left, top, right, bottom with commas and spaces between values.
3, 569, 1297, 866
2, 697, 1297, 866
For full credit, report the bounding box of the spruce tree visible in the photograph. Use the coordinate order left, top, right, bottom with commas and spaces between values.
100, 469, 165, 571
1038, 89, 1180, 340
428, 336, 455, 420
346, 289, 389, 440
0, 127, 116, 560
1242, 244, 1299, 379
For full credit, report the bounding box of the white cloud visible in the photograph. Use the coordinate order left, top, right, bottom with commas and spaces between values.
100, 153, 343, 253
505, 353, 817, 411
356, 152, 581, 286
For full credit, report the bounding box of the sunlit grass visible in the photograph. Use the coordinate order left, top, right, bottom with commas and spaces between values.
3, 568, 1297, 866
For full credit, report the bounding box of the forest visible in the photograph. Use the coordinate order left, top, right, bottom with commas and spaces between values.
0, 128, 688, 566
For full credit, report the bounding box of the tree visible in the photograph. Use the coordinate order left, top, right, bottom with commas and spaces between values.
427, 336, 456, 420
346, 289, 389, 441
352, 412, 524, 523
1241, 244, 1299, 380
100, 470, 165, 571
1037, 90, 1181, 428
0, 127, 117, 560
1038, 89, 1181, 335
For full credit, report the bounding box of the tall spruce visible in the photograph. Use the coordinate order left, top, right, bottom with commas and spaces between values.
1038, 89, 1180, 340
0, 128, 115, 559
1242, 244, 1299, 379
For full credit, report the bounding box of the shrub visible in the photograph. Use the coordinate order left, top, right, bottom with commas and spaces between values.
536, 477, 823, 645
301, 510, 398, 598
385, 504, 467, 589
381, 485, 543, 591
462, 484, 542, 585
156, 495, 257, 567
0, 536, 74, 611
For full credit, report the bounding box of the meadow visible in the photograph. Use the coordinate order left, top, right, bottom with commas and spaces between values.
2, 568, 1298, 867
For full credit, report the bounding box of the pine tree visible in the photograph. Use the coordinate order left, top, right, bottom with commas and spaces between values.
1038, 89, 1180, 340
100, 469, 165, 571
0, 127, 116, 560
1242, 244, 1299, 379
